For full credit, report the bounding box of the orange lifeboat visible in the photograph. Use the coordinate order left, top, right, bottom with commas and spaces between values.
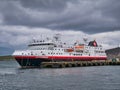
75, 45, 84, 48
65, 48, 74, 52
74, 45, 84, 51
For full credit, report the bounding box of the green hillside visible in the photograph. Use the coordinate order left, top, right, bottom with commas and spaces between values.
0, 55, 15, 60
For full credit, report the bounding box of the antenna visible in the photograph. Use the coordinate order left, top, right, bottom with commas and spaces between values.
46, 37, 49, 40
32, 37, 36, 43
118, 43, 120, 47
83, 35, 88, 45
54, 33, 61, 41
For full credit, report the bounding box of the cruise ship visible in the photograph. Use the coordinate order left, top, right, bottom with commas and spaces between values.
13, 34, 107, 68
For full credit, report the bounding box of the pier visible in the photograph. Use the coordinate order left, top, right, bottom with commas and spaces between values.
41, 60, 120, 68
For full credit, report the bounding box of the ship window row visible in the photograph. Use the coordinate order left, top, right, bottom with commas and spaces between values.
54, 48, 64, 51
30, 48, 47, 50
31, 48, 65, 51
22, 53, 37, 55
35, 48, 47, 50
95, 51, 105, 53
73, 54, 82, 56
48, 48, 64, 51
48, 52, 63, 55
85, 47, 102, 50
22, 53, 31, 55
28, 43, 54, 46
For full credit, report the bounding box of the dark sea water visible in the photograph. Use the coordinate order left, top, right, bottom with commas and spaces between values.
0, 60, 120, 90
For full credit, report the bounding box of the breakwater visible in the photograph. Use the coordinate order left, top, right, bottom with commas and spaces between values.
41, 60, 120, 68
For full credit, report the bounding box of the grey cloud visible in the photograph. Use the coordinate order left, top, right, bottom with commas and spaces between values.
0, 1, 29, 25
19, 0, 75, 12
0, 0, 120, 34
99, 0, 120, 18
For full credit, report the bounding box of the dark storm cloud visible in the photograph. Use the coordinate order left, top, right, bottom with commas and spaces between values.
0, 1, 30, 25
19, 0, 75, 12
0, 0, 120, 33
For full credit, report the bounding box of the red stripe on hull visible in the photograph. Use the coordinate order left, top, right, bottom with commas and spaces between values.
14, 56, 36, 59
14, 55, 107, 61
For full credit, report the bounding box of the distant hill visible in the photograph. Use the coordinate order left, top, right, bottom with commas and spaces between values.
105, 47, 120, 60
0, 55, 15, 60
0, 47, 14, 56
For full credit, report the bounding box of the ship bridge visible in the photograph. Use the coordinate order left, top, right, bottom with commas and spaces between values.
28, 39, 56, 50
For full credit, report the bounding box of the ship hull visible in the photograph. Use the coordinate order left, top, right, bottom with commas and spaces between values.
14, 56, 50, 68
14, 55, 107, 68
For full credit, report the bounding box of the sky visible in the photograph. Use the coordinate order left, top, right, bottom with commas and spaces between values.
0, 0, 120, 55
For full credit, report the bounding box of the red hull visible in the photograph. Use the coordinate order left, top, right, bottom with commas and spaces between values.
14, 55, 107, 67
